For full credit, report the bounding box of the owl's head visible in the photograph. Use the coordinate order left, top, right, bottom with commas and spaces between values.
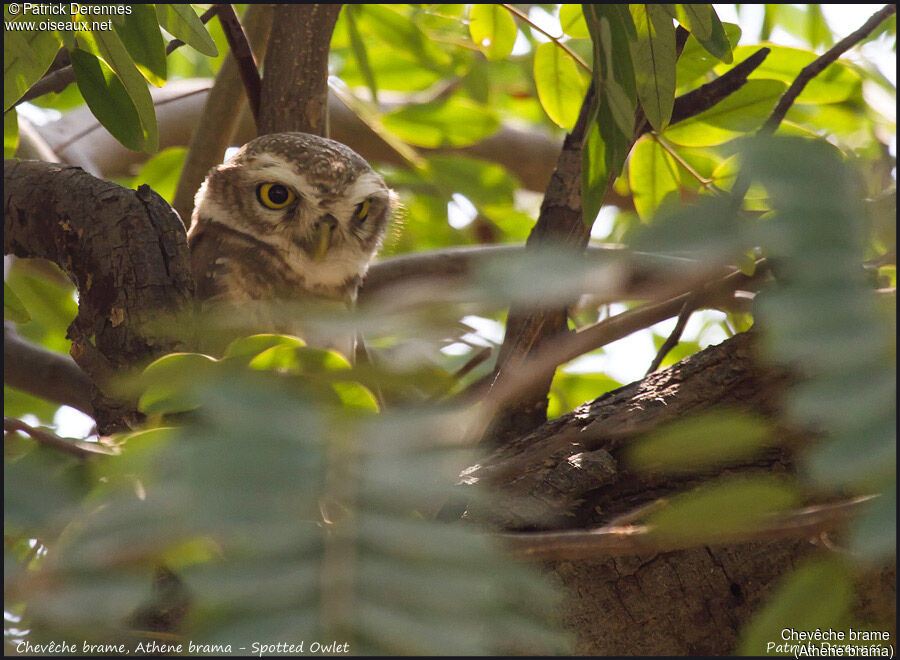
190, 132, 394, 293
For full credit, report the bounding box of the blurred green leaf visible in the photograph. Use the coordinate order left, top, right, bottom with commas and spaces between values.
4, 109, 19, 158
155, 4, 218, 57
647, 475, 800, 542
848, 490, 896, 563
738, 557, 852, 655
533, 41, 588, 130
627, 410, 775, 475
468, 4, 517, 61
114, 4, 167, 87
721, 45, 861, 105
138, 352, 220, 414
345, 4, 379, 103
4, 281, 31, 323
132, 146, 187, 203
383, 97, 499, 148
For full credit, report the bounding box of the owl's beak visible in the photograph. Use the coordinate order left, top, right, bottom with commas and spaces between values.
311, 214, 338, 260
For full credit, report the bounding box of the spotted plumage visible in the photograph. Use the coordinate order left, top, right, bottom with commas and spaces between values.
187, 132, 394, 353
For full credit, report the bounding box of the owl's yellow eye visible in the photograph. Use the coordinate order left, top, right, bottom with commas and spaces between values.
354, 199, 371, 223
256, 183, 295, 209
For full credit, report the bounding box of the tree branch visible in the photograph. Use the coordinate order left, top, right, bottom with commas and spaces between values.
4, 160, 194, 433
214, 4, 262, 127
4, 322, 94, 416
258, 5, 343, 136
4, 417, 114, 458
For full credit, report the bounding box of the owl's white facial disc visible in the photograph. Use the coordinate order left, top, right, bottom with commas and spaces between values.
189, 132, 394, 296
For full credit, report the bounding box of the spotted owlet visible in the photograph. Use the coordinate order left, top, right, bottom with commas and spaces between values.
187, 132, 394, 355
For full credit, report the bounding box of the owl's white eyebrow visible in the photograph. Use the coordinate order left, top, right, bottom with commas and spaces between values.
249, 156, 319, 201
347, 171, 387, 202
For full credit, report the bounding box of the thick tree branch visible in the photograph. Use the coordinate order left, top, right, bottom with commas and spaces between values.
4, 321, 94, 416
259, 5, 343, 136
4, 160, 194, 433
466, 331, 791, 529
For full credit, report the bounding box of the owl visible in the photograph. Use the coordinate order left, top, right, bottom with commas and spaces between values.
187, 132, 394, 355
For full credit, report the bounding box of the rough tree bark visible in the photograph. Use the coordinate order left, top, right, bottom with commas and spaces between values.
4, 160, 193, 432
469, 332, 896, 653
258, 4, 343, 136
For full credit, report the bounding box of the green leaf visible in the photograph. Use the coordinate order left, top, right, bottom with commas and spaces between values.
676, 22, 741, 90
345, 5, 379, 103
84, 28, 159, 153
677, 4, 732, 63
559, 4, 590, 39
533, 41, 589, 130
223, 334, 307, 363
721, 45, 861, 105
626, 410, 775, 475
848, 489, 896, 563
738, 558, 852, 655
132, 147, 187, 203
468, 4, 517, 61
69, 48, 143, 152
599, 16, 636, 135
155, 4, 218, 57
113, 3, 167, 87
663, 79, 787, 146
629, 136, 680, 220
647, 475, 800, 542
4, 109, 18, 158
382, 97, 500, 148
629, 5, 676, 131
138, 352, 220, 414
4, 281, 31, 323
2, 15, 61, 110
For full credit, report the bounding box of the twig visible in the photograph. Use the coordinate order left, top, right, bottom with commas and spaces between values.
4, 417, 113, 458
650, 133, 717, 192
214, 4, 262, 126
646, 292, 698, 375
12, 7, 218, 108
500, 496, 874, 560
500, 4, 591, 73
761, 4, 896, 135
732, 5, 896, 202
639, 47, 771, 140
451, 346, 492, 382
476, 262, 770, 440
